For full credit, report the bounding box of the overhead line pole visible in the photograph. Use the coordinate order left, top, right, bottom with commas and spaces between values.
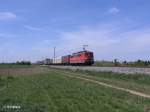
54, 47, 56, 63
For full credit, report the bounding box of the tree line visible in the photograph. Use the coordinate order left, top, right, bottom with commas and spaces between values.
95, 59, 150, 67
0, 61, 31, 65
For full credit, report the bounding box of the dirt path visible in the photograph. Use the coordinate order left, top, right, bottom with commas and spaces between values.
54, 69, 150, 99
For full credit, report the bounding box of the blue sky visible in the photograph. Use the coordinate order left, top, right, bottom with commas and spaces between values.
0, 0, 150, 62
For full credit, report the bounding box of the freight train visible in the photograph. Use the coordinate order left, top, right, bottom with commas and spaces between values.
43, 50, 94, 66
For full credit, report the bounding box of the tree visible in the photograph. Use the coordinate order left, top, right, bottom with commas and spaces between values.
114, 59, 119, 66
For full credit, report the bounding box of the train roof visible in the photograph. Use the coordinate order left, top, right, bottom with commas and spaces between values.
72, 50, 93, 55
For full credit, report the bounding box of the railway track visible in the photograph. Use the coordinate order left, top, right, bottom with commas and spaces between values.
50, 66, 150, 75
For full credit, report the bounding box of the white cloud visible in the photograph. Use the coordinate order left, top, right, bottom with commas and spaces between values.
24, 25, 41, 31
48, 25, 150, 61
0, 12, 16, 20
108, 7, 120, 14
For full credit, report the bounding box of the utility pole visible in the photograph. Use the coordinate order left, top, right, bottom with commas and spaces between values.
54, 47, 56, 63
83, 45, 88, 51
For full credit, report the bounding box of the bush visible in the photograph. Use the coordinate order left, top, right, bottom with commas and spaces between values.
16, 61, 31, 65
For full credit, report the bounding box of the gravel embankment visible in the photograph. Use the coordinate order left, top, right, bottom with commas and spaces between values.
50, 66, 150, 75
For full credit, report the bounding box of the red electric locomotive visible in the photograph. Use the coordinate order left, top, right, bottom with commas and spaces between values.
69, 51, 94, 65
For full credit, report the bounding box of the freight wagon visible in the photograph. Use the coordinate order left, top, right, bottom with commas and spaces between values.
44, 59, 53, 65
53, 58, 62, 65
62, 55, 70, 65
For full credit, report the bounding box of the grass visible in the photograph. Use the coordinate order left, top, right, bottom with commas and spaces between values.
59, 68, 150, 94
0, 66, 150, 112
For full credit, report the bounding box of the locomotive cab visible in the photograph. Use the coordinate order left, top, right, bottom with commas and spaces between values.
84, 51, 94, 65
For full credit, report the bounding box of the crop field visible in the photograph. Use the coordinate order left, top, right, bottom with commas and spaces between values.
0, 65, 150, 112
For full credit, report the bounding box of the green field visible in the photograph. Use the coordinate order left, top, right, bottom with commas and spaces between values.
0, 66, 150, 112
60, 69, 150, 95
